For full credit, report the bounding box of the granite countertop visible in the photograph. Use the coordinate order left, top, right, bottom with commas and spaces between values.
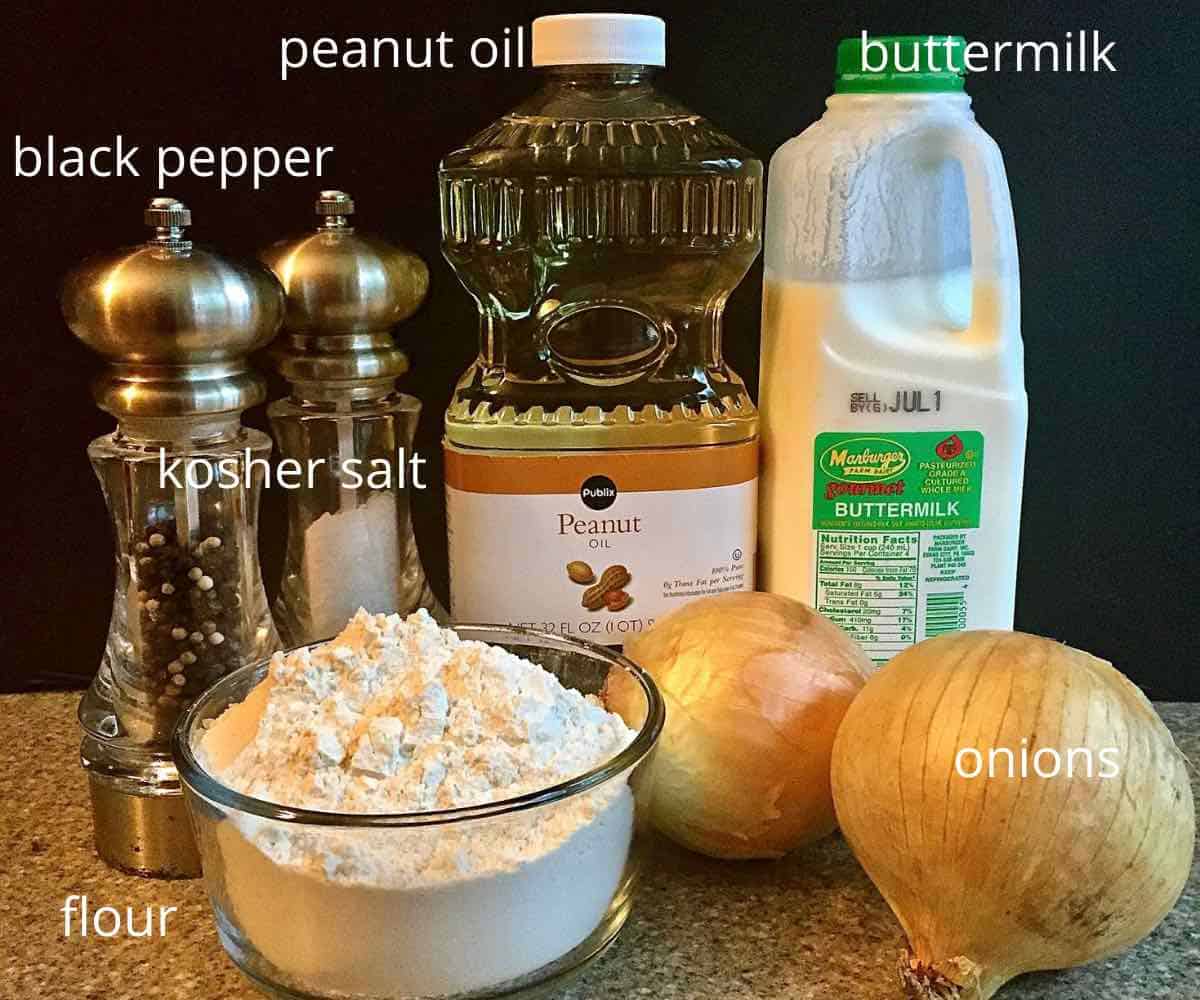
1, 693, 1196, 1000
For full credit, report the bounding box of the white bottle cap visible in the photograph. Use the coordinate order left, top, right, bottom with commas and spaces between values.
532, 13, 666, 67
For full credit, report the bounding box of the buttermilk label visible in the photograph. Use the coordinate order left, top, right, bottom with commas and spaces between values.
814, 432, 982, 532
812, 431, 985, 663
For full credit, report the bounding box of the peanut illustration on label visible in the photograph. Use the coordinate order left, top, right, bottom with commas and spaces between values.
603, 589, 631, 612
582, 565, 632, 612
566, 560, 595, 585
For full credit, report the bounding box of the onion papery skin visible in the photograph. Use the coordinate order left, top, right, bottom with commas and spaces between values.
624, 592, 871, 859
831, 631, 1195, 1000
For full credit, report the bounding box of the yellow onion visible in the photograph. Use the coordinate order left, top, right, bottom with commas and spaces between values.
620, 592, 871, 859
831, 631, 1195, 1000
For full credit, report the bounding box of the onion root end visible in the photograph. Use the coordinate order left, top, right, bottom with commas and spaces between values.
900, 950, 990, 1000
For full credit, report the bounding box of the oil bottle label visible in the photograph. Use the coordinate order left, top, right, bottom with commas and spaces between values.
446, 441, 758, 645
811, 431, 985, 663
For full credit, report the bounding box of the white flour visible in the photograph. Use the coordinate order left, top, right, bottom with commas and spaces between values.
199, 609, 637, 995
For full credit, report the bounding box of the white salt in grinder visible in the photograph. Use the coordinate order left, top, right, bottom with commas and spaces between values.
260, 190, 439, 645
62, 198, 283, 877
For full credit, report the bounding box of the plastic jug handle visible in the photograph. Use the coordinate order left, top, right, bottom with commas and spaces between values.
927, 125, 1021, 345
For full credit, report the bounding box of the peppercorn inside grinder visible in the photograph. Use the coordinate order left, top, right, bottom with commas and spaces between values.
259, 191, 440, 645
61, 198, 283, 877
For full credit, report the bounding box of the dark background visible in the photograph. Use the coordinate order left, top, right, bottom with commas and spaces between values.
2, 1, 1196, 698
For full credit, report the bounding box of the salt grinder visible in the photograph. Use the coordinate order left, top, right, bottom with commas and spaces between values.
62, 198, 283, 877
260, 191, 439, 645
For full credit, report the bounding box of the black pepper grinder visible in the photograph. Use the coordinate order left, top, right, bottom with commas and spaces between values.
61, 197, 284, 877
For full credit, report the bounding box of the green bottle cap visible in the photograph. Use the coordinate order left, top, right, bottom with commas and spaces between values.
835, 35, 967, 93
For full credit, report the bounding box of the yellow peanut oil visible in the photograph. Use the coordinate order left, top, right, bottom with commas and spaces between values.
439, 46, 761, 644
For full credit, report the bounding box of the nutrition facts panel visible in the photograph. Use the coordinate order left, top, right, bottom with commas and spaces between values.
815, 531, 919, 662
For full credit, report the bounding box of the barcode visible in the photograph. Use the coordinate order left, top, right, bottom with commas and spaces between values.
925, 592, 966, 637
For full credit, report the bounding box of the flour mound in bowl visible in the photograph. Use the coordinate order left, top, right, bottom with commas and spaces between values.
195, 611, 642, 996
197, 608, 638, 887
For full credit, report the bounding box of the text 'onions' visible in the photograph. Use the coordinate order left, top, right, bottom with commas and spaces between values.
831, 631, 1195, 1000
620, 592, 871, 859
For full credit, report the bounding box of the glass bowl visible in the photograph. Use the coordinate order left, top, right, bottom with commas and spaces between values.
173, 624, 664, 1000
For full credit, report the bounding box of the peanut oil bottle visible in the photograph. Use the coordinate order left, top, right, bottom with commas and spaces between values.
440, 14, 761, 644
